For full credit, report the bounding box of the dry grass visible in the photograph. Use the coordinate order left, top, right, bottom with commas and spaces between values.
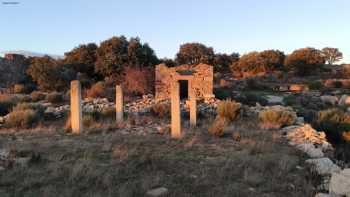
208, 116, 229, 137
258, 108, 296, 129
0, 117, 317, 197
217, 99, 241, 122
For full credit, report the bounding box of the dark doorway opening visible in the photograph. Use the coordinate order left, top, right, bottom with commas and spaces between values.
179, 80, 188, 100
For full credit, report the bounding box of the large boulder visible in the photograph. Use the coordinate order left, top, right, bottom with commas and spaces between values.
306, 158, 341, 176
283, 124, 332, 151
329, 169, 350, 197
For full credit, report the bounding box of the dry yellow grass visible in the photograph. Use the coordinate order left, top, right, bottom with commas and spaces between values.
258, 108, 295, 129
216, 99, 241, 122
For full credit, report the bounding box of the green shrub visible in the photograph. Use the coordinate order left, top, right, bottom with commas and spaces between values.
259, 107, 296, 129
235, 92, 268, 106
245, 78, 271, 91
5, 103, 43, 128
283, 94, 298, 106
30, 91, 45, 102
45, 92, 64, 103
308, 81, 323, 90
214, 88, 231, 100
151, 103, 171, 118
315, 108, 350, 143
216, 99, 241, 122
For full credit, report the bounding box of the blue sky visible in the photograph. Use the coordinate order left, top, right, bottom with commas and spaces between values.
1, 0, 349, 63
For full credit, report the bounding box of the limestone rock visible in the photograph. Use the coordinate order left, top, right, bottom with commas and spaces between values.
314, 193, 332, 197
329, 169, 350, 197
285, 124, 331, 150
306, 158, 341, 176
320, 95, 338, 105
296, 143, 324, 158
146, 187, 168, 197
0, 149, 10, 160
14, 157, 31, 167
266, 95, 284, 105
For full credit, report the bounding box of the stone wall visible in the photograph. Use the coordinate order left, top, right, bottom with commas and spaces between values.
155, 63, 213, 102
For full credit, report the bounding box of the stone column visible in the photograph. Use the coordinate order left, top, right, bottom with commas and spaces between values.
115, 85, 124, 123
171, 80, 181, 138
70, 80, 82, 134
189, 80, 197, 127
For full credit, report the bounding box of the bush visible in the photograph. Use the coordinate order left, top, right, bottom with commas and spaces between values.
216, 99, 241, 122
315, 108, 350, 143
308, 81, 323, 90
151, 103, 171, 118
332, 81, 343, 88
0, 94, 18, 116
45, 92, 64, 103
86, 81, 107, 98
5, 103, 43, 128
245, 78, 270, 91
235, 92, 268, 106
214, 88, 231, 100
259, 107, 296, 129
30, 91, 45, 102
123, 67, 154, 95
100, 107, 116, 119
284, 48, 325, 76
208, 116, 229, 137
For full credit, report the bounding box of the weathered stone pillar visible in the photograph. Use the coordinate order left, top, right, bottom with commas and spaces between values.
189, 80, 197, 127
171, 81, 181, 138
70, 80, 82, 134
115, 85, 124, 123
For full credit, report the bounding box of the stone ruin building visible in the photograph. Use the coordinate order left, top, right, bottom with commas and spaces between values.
155, 63, 214, 102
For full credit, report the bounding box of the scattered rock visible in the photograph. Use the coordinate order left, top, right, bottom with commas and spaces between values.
14, 157, 31, 167
266, 95, 284, 105
329, 169, 350, 197
0, 149, 10, 160
146, 187, 168, 197
306, 158, 341, 176
296, 117, 304, 125
314, 193, 331, 197
320, 95, 338, 105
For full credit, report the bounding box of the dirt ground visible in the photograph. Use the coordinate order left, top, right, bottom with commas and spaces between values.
0, 119, 317, 197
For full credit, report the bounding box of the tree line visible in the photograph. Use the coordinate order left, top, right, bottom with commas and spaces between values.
23, 35, 344, 92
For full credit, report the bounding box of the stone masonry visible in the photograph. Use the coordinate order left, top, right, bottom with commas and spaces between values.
155, 63, 214, 102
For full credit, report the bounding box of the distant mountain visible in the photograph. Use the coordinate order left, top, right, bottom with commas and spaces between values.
0, 50, 63, 59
